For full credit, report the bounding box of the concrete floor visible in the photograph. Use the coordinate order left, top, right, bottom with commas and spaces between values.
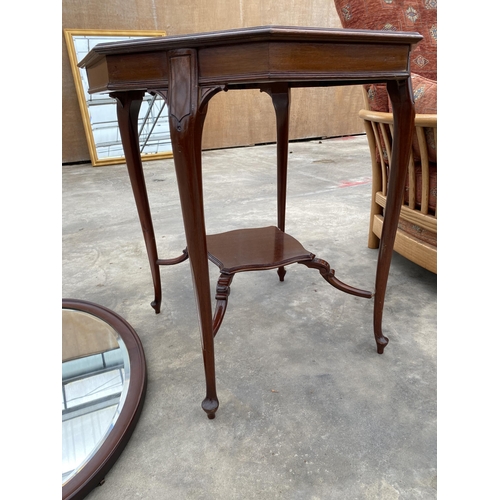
62, 135, 437, 499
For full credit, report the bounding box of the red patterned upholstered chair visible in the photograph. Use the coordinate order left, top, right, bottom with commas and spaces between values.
333, 0, 437, 273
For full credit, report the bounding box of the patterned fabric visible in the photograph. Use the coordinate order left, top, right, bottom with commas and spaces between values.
368, 73, 437, 164
404, 163, 437, 213
398, 217, 437, 246
367, 74, 436, 112
333, 0, 437, 80
380, 160, 437, 215
389, 74, 437, 163
333, 0, 438, 231
388, 73, 437, 114
334, 0, 438, 115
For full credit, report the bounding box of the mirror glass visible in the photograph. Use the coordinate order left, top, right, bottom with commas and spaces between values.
62, 300, 146, 500
64, 29, 173, 166
62, 308, 130, 485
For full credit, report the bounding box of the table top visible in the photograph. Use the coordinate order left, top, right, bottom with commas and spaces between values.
79, 25, 422, 94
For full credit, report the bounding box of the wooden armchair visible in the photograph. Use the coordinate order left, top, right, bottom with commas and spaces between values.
359, 94, 437, 273
333, 0, 438, 273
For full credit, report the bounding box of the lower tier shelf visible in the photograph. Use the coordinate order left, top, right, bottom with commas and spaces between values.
206, 225, 314, 274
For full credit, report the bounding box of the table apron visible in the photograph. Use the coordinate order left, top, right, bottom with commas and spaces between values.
85, 42, 412, 94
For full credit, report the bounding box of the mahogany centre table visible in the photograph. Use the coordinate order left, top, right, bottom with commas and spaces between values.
79, 26, 421, 419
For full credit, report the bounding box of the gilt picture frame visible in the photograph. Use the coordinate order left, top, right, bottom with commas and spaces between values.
64, 29, 173, 166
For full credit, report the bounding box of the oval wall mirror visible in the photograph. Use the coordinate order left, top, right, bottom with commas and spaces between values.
62, 299, 147, 500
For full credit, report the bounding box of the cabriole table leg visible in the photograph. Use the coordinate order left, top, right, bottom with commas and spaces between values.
167, 48, 221, 418
373, 78, 415, 354
262, 84, 291, 283
113, 91, 163, 314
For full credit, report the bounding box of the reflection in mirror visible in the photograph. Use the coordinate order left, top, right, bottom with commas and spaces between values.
64, 29, 172, 166
62, 309, 130, 485
62, 299, 146, 500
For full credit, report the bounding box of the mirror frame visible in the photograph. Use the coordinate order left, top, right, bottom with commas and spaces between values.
62, 299, 147, 500
64, 29, 172, 166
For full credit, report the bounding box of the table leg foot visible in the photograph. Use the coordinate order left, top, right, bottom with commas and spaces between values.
151, 299, 161, 314
374, 293, 389, 353
277, 266, 286, 282
375, 334, 389, 354
151, 248, 189, 314
202, 397, 219, 419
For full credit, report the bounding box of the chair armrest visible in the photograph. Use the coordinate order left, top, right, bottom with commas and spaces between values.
358, 109, 437, 128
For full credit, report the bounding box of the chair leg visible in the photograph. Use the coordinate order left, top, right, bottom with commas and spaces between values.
368, 209, 382, 249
